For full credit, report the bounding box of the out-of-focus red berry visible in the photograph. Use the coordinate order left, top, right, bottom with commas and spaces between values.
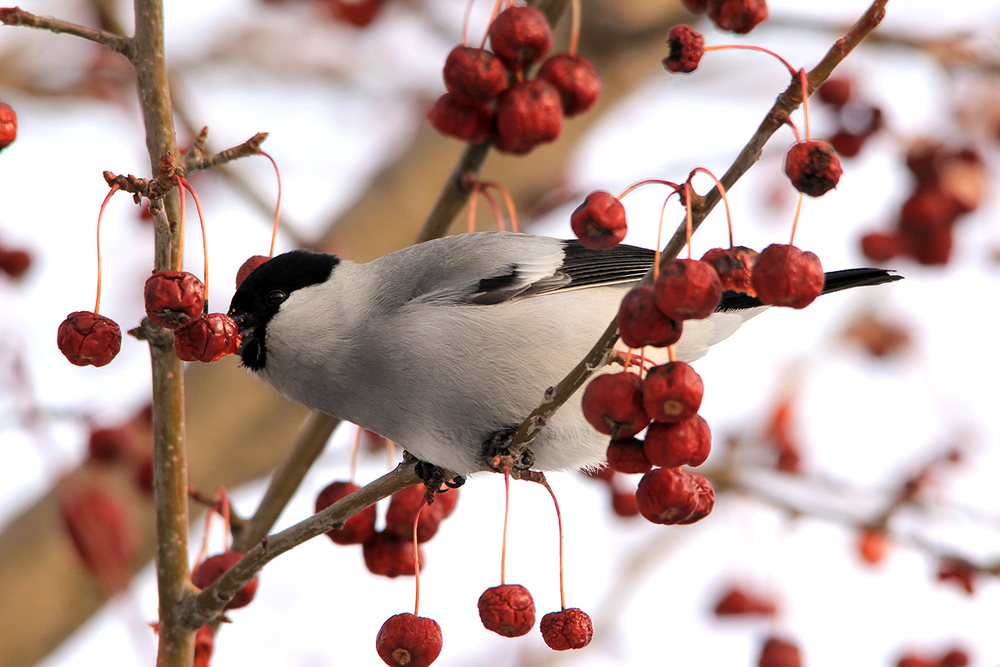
443, 46, 509, 105
707, 0, 768, 34
493, 80, 563, 154
537, 54, 601, 116
428, 93, 493, 144
489, 6, 552, 67
191, 551, 259, 610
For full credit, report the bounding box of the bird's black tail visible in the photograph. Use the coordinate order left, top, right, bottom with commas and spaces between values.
718, 268, 903, 311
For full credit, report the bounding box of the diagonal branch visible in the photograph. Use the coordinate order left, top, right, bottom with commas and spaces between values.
0, 6, 132, 55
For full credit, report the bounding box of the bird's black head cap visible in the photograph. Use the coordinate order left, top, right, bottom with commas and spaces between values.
228, 250, 340, 371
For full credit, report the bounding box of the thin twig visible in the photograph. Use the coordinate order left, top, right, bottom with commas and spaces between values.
0, 6, 132, 54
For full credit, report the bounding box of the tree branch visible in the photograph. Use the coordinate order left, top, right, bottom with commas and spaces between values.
0, 6, 132, 55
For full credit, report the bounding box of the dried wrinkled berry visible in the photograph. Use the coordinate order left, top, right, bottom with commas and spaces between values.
606, 438, 653, 475
700, 246, 758, 296
385, 484, 444, 543
0, 102, 16, 150
443, 46, 510, 105
489, 6, 553, 67
144, 270, 205, 329
663, 25, 705, 74
581, 372, 650, 439
478, 583, 536, 637
653, 259, 722, 321
376, 613, 443, 667
642, 361, 704, 424
571, 191, 627, 250
536, 54, 601, 116
428, 92, 493, 144
174, 313, 241, 362
617, 285, 683, 349
191, 550, 259, 609
750, 244, 824, 309
236, 255, 269, 289
784, 140, 843, 197
677, 473, 714, 524
540, 608, 593, 650
363, 530, 423, 578
707, 0, 768, 34
644, 414, 712, 468
494, 80, 563, 154
57, 311, 122, 367
315, 480, 377, 545
635, 467, 699, 525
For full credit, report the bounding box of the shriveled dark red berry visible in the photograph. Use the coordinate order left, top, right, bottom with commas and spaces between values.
750, 244, 824, 309
828, 129, 865, 158
713, 586, 777, 617
606, 438, 652, 474
428, 92, 493, 144
644, 414, 711, 468
581, 372, 649, 439
0, 102, 16, 150
676, 473, 714, 524
540, 608, 593, 650
478, 583, 535, 637
494, 80, 563, 154
57, 311, 122, 367
757, 635, 802, 667
385, 484, 443, 543
653, 259, 722, 321
537, 54, 601, 116
663, 25, 705, 74
174, 313, 241, 362
489, 6, 553, 67
0, 248, 31, 279
443, 46, 510, 104
191, 551, 259, 610
784, 140, 843, 197
376, 613, 443, 667
315, 480, 377, 545
617, 285, 683, 349
236, 255, 269, 289
144, 271, 205, 329
635, 466, 699, 525
707, 0, 768, 34
571, 191, 627, 250
817, 77, 852, 107
642, 361, 703, 424
700, 246, 758, 296
363, 530, 423, 578
860, 231, 902, 263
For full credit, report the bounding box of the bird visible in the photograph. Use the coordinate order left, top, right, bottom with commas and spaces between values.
228, 232, 900, 477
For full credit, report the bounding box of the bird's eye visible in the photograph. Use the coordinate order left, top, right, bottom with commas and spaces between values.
265, 290, 287, 307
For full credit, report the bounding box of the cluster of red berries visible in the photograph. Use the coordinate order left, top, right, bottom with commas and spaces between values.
86, 403, 155, 496
144, 270, 242, 363
0, 237, 31, 280
712, 584, 778, 617
429, 5, 600, 154
896, 646, 970, 667
682, 0, 768, 35
0, 102, 16, 152
860, 142, 983, 266
814, 76, 885, 158
314, 481, 459, 578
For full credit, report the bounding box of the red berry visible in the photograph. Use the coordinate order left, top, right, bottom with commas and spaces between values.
428, 92, 493, 144
144, 271, 205, 329
653, 259, 722, 321
750, 244, 824, 309
817, 77, 852, 107
662, 25, 705, 74
363, 530, 423, 578
936, 557, 976, 595
700, 246, 758, 296
443, 46, 510, 105
376, 613, 443, 667
611, 489, 640, 517
235, 255, 269, 289
478, 583, 536, 637
713, 586, 777, 617
385, 485, 443, 543
494, 80, 563, 154
173, 313, 241, 362
59, 482, 134, 595
571, 191, 627, 250
860, 231, 902, 263
905, 140, 944, 185
707, 0, 768, 34
940, 648, 970, 667
315, 480, 377, 545
784, 140, 843, 197
57, 311, 122, 367
193, 624, 216, 667
87, 426, 133, 463
617, 285, 683, 349
581, 372, 650, 439
635, 467, 700, 525
828, 129, 865, 158
899, 186, 961, 238
539, 608, 593, 650
326, 0, 385, 27
644, 414, 712, 468
642, 361, 704, 424
896, 656, 936, 667
857, 528, 888, 565
758, 635, 802, 667
191, 551, 259, 610
0, 248, 31, 279
536, 54, 601, 117
606, 438, 653, 474
677, 473, 714, 524
489, 6, 553, 67
0, 102, 16, 150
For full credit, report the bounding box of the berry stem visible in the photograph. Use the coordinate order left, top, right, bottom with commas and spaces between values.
480, 181, 520, 232
616, 178, 681, 200
540, 479, 567, 611
684, 182, 694, 260
668, 345, 677, 363
703, 44, 797, 77
653, 196, 671, 282
177, 177, 209, 311
799, 68, 811, 142
94, 185, 120, 315
480, 188, 506, 232
349, 426, 362, 483
175, 176, 187, 273
412, 498, 427, 616
461, 0, 475, 46
257, 150, 283, 258
500, 466, 511, 585
689, 168, 733, 247
467, 182, 480, 233
568, 0, 581, 56
218, 487, 232, 548
481, 0, 505, 50
789, 192, 803, 246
